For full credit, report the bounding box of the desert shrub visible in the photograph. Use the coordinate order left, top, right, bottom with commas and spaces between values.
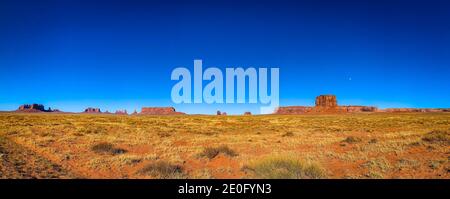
112, 155, 143, 166
368, 138, 378, 144
361, 157, 391, 173
199, 145, 238, 159
157, 132, 171, 138
422, 130, 450, 145
91, 142, 127, 155
72, 132, 84, 136
367, 171, 384, 179
140, 161, 185, 179
408, 141, 422, 147
342, 136, 362, 144
247, 156, 326, 179
282, 132, 294, 137
6, 130, 19, 135
80, 125, 107, 134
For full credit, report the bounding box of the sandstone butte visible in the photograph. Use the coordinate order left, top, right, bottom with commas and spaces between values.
12, 95, 450, 115
115, 110, 128, 115
217, 111, 227, 115
16, 104, 58, 113
274, 95, 449, 114
83, 107, 102, 113
140, 107, 185, 115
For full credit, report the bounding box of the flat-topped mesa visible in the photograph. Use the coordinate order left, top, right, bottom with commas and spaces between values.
17, 104, 52, 112
274, 95, 379, 114
275, 106, 314, 114
216, 110, 229, 115
84, 107, 101, 113
340, 106, 378, 112
140, 107, 185, 115
315, 95, 338, 107
383, 108, 450, 113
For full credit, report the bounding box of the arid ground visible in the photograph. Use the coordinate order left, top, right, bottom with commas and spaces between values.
0, 113, 448, 179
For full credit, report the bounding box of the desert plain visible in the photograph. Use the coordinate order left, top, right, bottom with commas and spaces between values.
0, 112, 449, 179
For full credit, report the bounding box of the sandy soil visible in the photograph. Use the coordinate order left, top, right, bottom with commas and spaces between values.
0, 112, 448, 179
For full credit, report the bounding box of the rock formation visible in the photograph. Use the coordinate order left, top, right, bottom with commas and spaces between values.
140, 107, 185, 115
275, 95, 378, 114
216, 110, 228, 115
383, 108, 450, 113
275, 106, 314, 114
115, 110, 128, 115
244, 111, 252, 115
17, 104, 54, 112
315, 95, 337, 107
84, 108, 101, 113
275, 95, 450, 114
341, 106, 378, 113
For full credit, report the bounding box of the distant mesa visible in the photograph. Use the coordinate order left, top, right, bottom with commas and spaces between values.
140, 107, 185, 115
275, 94, 380, 114
11, 97, 449, 115
16, 104, 56, 113
115, 110, 128, 115
217, 110, 227, 116
383, 108, 450, 113
84, 107, 101, 113
275, 95, 448, 114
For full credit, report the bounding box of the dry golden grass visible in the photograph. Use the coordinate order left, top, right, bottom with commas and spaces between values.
0, 112, 449, 179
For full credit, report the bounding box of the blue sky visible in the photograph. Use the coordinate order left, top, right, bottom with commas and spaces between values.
1, 0, 449, 114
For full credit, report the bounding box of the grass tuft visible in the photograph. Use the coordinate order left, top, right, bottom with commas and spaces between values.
199, 145, 238, 159
139, 161, 185, 179
422, 130, 449, 145
91, 142, 127, 155
246, 156, 326, 179
282, 132, 294, 137
342, 136, 362, 144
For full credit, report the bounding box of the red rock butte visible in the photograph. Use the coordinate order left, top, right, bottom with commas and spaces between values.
315, 95, 337, 107
275, 95, 449, 114
17, 104, 55, 112
84, 108, 101, 113
140, 107, 185, 115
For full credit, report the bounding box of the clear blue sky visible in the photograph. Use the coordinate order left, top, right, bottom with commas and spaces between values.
1, 0, 449, 114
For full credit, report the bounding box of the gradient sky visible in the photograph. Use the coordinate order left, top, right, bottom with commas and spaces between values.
1, 0, 449, 114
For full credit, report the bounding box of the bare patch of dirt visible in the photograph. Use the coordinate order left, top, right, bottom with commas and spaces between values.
0, 136, 76, 179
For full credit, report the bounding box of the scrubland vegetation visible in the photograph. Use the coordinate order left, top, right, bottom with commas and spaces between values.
0, 113, 449, 179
